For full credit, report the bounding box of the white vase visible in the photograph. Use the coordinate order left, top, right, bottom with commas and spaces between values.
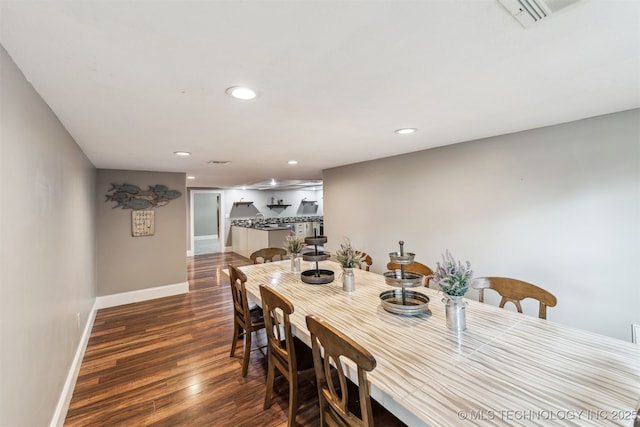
290, 253, 300, 272
342, 267, 355, 292
443, 294, 467, 331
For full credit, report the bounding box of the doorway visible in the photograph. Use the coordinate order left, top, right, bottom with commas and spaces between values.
189, 189, 224, 256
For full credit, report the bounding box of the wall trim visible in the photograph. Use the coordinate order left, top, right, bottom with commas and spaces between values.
50, 300, 98, 427
194, 234, 218, 240
50, 281, 189, 426
96, 281, 189, 309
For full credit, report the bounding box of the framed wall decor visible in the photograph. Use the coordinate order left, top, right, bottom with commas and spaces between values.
131, 210, 155, 237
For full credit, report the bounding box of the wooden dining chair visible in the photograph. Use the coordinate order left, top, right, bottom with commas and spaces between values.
228, 264, 266, 376
355, 251, 373, 271
306, 314, 402, 427
260, 285, 315, 427
306, 313, 375, 426
386, 261, 434, 287
476, 276, 557, 319
250, 247, 287, 264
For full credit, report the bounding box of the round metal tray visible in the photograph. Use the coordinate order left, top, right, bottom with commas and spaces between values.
301, 269, 334, 284
305, 236, 328, 245
380, 289, 431, 316
383, 270, 424, 288
389, 252, 415, 264
302, 251, 330, 262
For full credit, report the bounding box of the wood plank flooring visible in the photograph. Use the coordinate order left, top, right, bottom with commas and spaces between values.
65, 252, 320, 426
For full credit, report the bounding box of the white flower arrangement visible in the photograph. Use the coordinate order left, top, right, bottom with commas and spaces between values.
284, 234, 306, 254
334, 239, 364, 268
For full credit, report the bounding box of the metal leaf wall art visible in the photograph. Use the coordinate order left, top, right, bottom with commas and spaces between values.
105, 183, 182, 210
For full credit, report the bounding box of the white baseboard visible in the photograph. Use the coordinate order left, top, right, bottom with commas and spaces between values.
50, 282, 189, 426
50, 300, 98, 427
96, 282, 189, 309
187, 249, 194, 256
194, 234, 218, 240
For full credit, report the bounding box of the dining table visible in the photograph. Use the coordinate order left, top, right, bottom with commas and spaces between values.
235, 259, 640, 426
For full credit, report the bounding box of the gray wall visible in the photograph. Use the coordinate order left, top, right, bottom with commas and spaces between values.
0, 45, 97, 426
194, 192, 218, 237
97, 170, 187, 296
324, 109, 640, 342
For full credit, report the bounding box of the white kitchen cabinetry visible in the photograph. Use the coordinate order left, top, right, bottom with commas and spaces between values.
248, 228, 290, 257
233, 226, 290, 258
294, 222, 316, 238
232, 226, 248, 258
247, 228, 268, 258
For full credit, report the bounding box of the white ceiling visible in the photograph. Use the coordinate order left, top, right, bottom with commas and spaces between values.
1, 0, 638, 189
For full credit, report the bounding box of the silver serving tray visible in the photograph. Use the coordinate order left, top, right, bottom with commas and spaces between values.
302, 251, 330, 262
383, 270, 424, 288
380, 289, 431, 316
301, 269, 334, 284
305, 236, 328, 245
389, 251, 415, 264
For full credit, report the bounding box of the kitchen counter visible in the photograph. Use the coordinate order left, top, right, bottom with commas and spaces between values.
231, 225, 291, 258
251, 224, 293, 231
231, 216, 322, 229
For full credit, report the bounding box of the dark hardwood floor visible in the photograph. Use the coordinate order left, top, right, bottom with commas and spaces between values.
65, 252, 320, 426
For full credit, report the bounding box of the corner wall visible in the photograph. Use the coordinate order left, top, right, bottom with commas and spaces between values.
324, 109, 640, 341
0, 45, 97, 426
96, 170, 187, 298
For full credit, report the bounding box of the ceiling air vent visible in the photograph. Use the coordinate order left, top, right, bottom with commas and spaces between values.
498, 0, 581, 27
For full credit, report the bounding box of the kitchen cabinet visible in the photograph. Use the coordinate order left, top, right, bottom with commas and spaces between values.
294, 222, 317, 238
231, 226, 248, 257
233, 226, 290, 258
294, 223, 305, 238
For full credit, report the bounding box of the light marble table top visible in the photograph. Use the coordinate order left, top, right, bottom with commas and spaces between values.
236, 260, 640, 426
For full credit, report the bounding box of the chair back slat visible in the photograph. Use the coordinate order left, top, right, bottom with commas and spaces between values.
355, 251, 373, 271
260, 285, 314, 427
250, 247, 287, 264
477, 276, 557, 319
386, 261, 434, 287
306, 314, 376, 427
228, 264, 265, 376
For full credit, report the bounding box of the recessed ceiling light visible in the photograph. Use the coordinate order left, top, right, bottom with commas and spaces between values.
288, 160, 298, 165
187, 176, 195, 180
395, 128, 417, 135
174, 151, 192, 156
226, 86, 258, 100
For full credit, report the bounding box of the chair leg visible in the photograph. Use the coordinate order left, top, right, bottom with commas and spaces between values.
264, 358, 275, 410
230, 321, 240, 357
242, 329, 252, 377
288, 377, 299, 427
